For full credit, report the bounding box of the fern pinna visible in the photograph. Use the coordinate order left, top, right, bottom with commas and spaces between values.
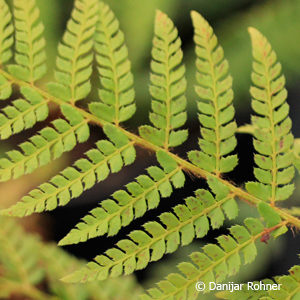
0, 0, 300, 299
0, 216, 142, 300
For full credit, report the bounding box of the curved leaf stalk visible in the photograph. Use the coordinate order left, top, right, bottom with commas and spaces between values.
0, 68, 299, 229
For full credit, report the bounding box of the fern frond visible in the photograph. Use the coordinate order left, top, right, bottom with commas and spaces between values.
217, 264, 300, 300
41, 244, 98, 300
0, 216, 142, 300
263, 265, 300, 300
89, 1, 135, 124
139, 10, 187, 149
1, 124, 135, 217
142, 218, 285, 300
0, 86, 48, 140
0, 0, 14, 65
0, 218, 44, 297
188, 11, 237, 176
48, 0, 99, 104
0, 1, 299, 295
0, 108, 89, 181
8, 0, 47, 83
42, 243, 142, 300
59, 151, 185, 245
61, 177, 238, 283
216, 281, 270, 299
246, 28, 295, 204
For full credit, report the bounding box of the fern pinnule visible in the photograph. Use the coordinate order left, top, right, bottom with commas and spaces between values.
142, 218, 286, 300
259, 265, 300, 300
0, 106, 89, 182
1, 124, 135, 217
217, 264, 300, 299
246, 28, 295, 204
59, 151, 185, 245
294, 138, 300, 171
0, 86, 48, 140
139, 10, 187, 149
216, 282, 269, 299
61, 176, 238, 283
189, 11, 237, 176
8, 0, 47, 83
48, 0, 99, 104
0, 0, 13, 66
0, 74, 12, 100
89, 1, 135, 125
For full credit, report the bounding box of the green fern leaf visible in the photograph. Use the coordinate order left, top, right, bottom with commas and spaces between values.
0, 218, 44, 296
0, 215, 142, 300
42, 243, 142, 300
142, 218, 285, 300
265, 264, 300, 300
0, 125, 135, 217
294, 138, 300, 173
217, 264, 300, 300
139, 10, 187, 149
41, 245, 93, 300
8, 0, 47, 83
59, 151, 185, 245
284, 206, 300, 217
61, 177, 238, 283
216, 280, 270, 299
0, 74, 12, 100
188, 11, 237, 176
89, 1, 135, 124
245, 28, 295, 204
257, 202, 287, 238
0, 86, 48, 140
47, 0, 99, 104
0, 0, 13, 65
0, 107, 89, 181
0, 1, 299, 296
42, 243, 102, 300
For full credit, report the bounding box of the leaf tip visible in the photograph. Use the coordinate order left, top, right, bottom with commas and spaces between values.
60, 274, 75, 283
155, 9, 165, 19
0, 209, 9, 216
247, 26, 257, 34
248, 26, 263, 42
0, 207, 16, 217
58, 237, 68, 246
60, 270, 83, 283
190, 10, 198, 19
155, 9, 170, 29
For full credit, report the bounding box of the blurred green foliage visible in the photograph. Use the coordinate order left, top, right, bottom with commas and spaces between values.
0, 216, 142, 300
